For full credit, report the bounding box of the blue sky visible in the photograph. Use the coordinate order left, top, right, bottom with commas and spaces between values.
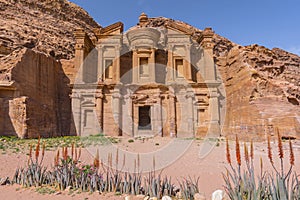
69, 0, 300, 55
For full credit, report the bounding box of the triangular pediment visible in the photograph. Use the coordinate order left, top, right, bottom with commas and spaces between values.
94, 22, 124, 38
165, 21, 193, 35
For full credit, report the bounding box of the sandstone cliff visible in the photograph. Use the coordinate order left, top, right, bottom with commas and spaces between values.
0, 48, 70, 138
215, 44, 300, 138
0, 0, 100, 60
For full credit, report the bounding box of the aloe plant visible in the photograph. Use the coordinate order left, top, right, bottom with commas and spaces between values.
12, 143, 201, 199
223, 133, 300, 200
265, 132, 296, 200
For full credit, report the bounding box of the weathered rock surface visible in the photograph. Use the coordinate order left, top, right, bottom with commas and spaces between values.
216, 44, 300, 137
0, 0, 100, 60
0, 48, 70, 138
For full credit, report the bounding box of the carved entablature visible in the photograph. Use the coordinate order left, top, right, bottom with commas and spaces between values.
145, 98, 157, 104
74, 28, 95, 52
131, 94, 148, 101
194, 98, 209, 106
81, 100, 96, 107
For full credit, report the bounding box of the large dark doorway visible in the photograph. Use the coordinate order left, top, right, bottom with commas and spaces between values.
138, 106, 151, 130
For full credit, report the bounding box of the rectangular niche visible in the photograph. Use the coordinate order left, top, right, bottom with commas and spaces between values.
104, 59, 113, 79
139, 57, 149, 77
175, 58, 184, 78
84, 109, 94, 128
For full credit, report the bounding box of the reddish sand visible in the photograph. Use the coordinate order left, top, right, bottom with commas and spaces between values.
0, 138, 300, 200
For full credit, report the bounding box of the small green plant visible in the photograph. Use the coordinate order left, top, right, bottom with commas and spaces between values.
128, 139, 134, 143
35, 186, 56, 195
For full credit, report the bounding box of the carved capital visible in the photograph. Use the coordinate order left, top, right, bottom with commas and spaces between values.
209, 91, 219, 98
168, 93, 176, 99
75, 44, 85, 50
112, 92, 122, 99
186, 91, 195, 99
153, 93, 162, 100
70, 93, 81, 99
95, 92, 104, 99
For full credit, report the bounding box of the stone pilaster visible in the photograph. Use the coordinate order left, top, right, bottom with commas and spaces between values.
71, 91, 82, 136
154, 93, 163, 136
186, 89, 195, 135
123, 90, 134, 136
149, 48, 156, 82
199, 28, 215, 81
168, 89, 177, 137
95, 90, 104, 132
130, 95, 137, 137
207, 87, 221, 137
132, 49, 138, 84
74, 30, 86, 83
185, 44, 192, 81
112, 88, 122, 136
74, 29, 95, 83
167, 45, 174, 82
114, 45, 121, 82
199, 28, 221, 137
97, 45, 103, 82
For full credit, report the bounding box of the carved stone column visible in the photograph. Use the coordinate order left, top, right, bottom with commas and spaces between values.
167, 45, 174, 82
199, 28, 215, 81
186, 89, 195, 135
132, 49, 138, 84
74, 29, 94, 83
208, 87, 220, 137
154, 93, 163, 136
95, 90, 104, 132
114, 45, 121, 82
200, 28, 221, 136
149, 48, 156, 82
130, 94, 140, 137
168, 89, 177, 137
123, 90, 133, 136
74, 33, 85, 83
97, 45, 103, 82
185, 44, 192, 81
112, 88, 122, 136
71, 91, 82, 136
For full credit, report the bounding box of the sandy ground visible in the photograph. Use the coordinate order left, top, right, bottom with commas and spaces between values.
0, 137, 300, 200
